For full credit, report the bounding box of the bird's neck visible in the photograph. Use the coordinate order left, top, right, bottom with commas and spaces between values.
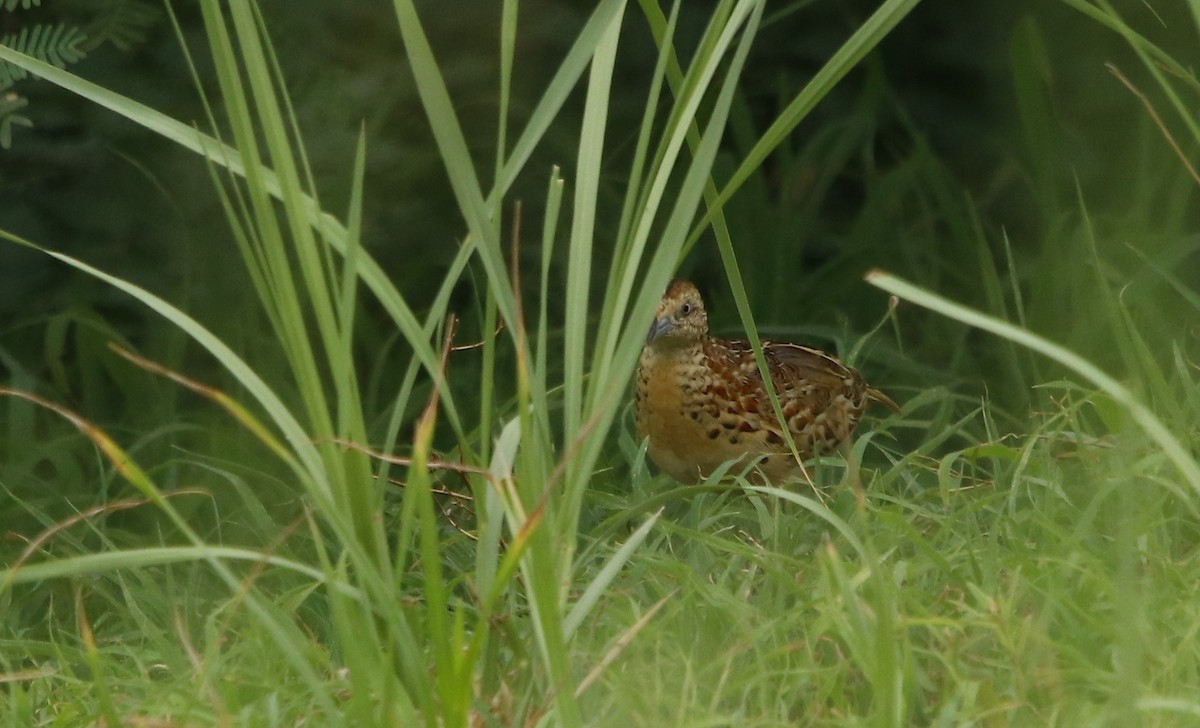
644, 337, 703, 359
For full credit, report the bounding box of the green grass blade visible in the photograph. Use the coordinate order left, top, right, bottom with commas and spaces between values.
486, 0, 627, 206
388, 0, 518, 339
682, 0, 922, 254
563, 509, 661, 638
0, 230, 325, 498
0, 43, 461, 438
866, 269, 1200, 497
563, 1, 625, 446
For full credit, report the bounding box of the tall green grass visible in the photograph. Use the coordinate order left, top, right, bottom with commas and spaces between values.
2, 0, 1199, 725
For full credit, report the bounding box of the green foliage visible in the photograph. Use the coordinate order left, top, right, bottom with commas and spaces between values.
0, 88, 29, 147
77, 0, 159, 52
1, 0, 41, 11
1, 0, 1199, 725
0, 24, 87, 87
0, 0, 159, 148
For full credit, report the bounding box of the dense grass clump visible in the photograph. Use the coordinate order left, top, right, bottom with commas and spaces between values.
2, 0, 1199, 725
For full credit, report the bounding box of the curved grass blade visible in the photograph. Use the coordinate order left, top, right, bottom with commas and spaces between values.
681, 0, 922, 254
866, 269, 1200, 498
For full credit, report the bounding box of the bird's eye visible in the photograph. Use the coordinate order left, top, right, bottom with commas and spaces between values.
680, 303, 692, 316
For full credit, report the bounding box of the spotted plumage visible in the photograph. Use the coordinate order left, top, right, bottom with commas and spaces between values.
635, 279, 899, 483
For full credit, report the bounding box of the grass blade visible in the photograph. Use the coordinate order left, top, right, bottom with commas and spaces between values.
866, 269, 1200, 497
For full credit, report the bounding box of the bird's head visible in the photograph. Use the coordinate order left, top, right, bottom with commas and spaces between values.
645, 278, 708, 346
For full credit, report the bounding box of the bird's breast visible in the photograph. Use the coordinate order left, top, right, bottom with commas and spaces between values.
635, 345, 785, 482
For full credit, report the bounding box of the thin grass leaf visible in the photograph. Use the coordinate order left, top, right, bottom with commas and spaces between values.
589, 0, 755, 397
563, 1, 624, 447
0, 546, 359, 594
682, 0, 922, 254
572, 0, 766, 528
563, 509, 661, 638
0, 44, 462, 436
866, 269, 1200, 498
0, 392, 344, 718
389, 0, 519, 341
0, 230, 325, 497
486, 0, 627, 206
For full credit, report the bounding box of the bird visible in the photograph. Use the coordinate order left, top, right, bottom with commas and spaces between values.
634, 278, 899, 484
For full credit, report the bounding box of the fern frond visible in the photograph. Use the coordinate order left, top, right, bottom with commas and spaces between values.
0, 91, 32, 149
2, 0, 43, 12
83, 0, 160, 52
0, 23, 88, 86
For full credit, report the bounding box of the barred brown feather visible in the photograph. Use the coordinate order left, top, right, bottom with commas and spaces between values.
635, 279, 898, 483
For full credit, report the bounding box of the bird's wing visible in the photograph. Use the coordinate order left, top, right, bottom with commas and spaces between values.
761, 341, 900, 413
763, 341, 859, 392
706, 338, 864, 411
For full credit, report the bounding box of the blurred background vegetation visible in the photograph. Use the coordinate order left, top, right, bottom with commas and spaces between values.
2, 0, 1198, 722
4, 0, 1197, 549
3, 0, 1195, 412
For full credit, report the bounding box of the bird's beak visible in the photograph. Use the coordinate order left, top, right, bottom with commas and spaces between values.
645, 316, 674, 344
